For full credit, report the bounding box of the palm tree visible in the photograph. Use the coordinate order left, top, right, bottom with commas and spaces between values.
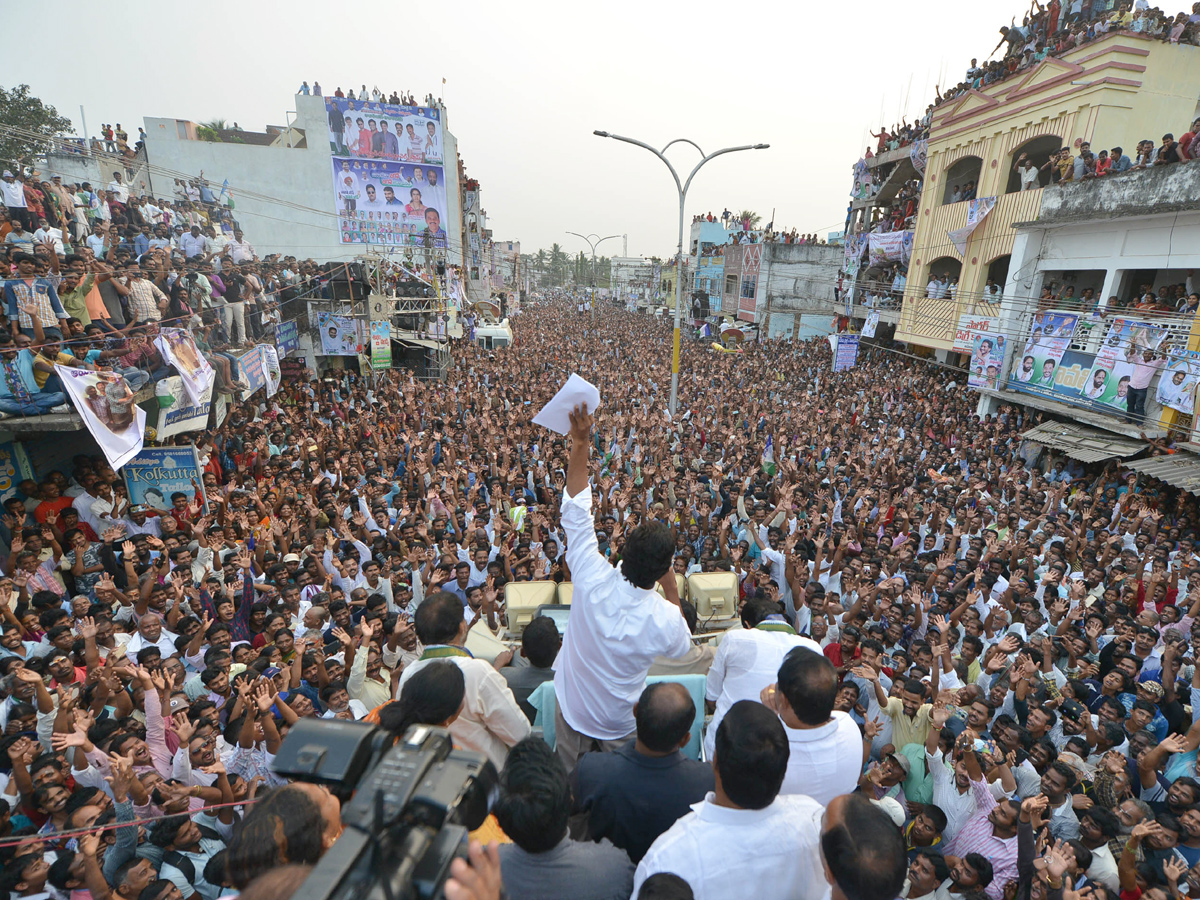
535, 249, 547, 276
548, 243, 568, 286
199, 119, 229, 132
734, 209, 762, 230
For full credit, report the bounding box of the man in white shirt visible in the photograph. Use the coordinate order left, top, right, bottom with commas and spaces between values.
764, 646, 864, 806
227, 229, 255, 263
704, 597, 822, 760
636, 702, 908, 900
32, 220, 64, 257
398, 590, 530, 769
180, 226, 207, 259
123, 613, 178, 659
106, 172, 129, 203
553, 404, 692, 772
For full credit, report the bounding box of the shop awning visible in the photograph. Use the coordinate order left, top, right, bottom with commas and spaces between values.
1123, 452, 1200, 495
1020, 421, 1146, 463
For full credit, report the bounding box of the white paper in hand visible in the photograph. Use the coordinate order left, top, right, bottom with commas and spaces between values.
532, 373, 601, 435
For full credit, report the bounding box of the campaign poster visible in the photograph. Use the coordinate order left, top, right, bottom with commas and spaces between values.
123, 447, 205, 515
331, 158, 448, 248
967, 333, 1007, 391
238, 345, 281, 400
862, 310, 880, 338
1084, 318, 1168, 411
370, 320, 392, 368
153, 328, 214, 407
317, 313, 360, 356
1012, 312, 1078, 394
1156, 349, 1200, 414
152, 376, 212, 440
833, 335, 860, 372
275, 320, 299, 357
324, 97, 444, 165
867, 231, 913, 268
952, 314, 1002, 355
55, 366, 145, 470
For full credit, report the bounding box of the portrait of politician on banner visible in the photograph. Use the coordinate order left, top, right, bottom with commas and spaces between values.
154, 327, 214, 407
324, 97, 444, 165
1157, 349, 1200, 413
55, 366, 145, 470
332, 158, 448, 248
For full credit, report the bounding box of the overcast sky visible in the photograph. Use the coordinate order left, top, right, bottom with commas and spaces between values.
13, 0, 1019, 258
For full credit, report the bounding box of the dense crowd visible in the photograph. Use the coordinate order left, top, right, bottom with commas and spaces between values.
0, 164, 454, 418
0, 297, 1197, 900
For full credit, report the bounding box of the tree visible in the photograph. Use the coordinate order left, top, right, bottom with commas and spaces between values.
548, 243, 568, 286
196, 119, 229, 143
734, 209, 762, 230
0, 85, 72, 170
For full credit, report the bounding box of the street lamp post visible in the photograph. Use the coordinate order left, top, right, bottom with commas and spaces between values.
566, 231, 620, 323
594, 131, 768, 416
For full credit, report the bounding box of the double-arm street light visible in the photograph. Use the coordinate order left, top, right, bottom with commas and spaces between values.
566, 231, 621, 322
593, 131, 768, 416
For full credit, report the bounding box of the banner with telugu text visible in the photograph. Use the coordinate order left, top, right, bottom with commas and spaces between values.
833, 335, 859, 372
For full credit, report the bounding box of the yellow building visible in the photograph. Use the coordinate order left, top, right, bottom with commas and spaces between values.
897, 33, 1200, 349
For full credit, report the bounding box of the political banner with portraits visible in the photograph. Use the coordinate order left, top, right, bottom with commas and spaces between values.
1084, 318, 1168, 410
324, 97, 444, 165
862, 310, 880, 338
1156, 349, 1200, 413
153, 327, 214, 407
947, 196, 996, 255
331, 158, 449, 248
867, 231, 913, 268
952, 314, 1002, 355
317, 313, 360, 356
55, 366, 145, 470
324, 97, 447, 249
1011, 312, 1078, 395
370, 320, 392, 369
967, 332, 1007, 391
238, 344, 281, 400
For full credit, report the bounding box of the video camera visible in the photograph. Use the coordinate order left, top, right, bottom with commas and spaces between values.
271, 719, 498, 900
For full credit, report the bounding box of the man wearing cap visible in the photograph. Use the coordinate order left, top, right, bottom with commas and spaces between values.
119, 503, 163, 538
1051, 698, 1091, 751
861, 749, 911, 807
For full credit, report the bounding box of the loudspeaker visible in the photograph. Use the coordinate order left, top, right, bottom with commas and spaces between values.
329, 263, 368, 301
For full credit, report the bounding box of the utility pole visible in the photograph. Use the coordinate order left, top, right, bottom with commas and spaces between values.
566, 232, 620, 323
593, 131, 769, 414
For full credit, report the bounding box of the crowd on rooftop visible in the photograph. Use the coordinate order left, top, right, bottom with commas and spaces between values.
297, 82, 438, 109
0, 162, 453, 420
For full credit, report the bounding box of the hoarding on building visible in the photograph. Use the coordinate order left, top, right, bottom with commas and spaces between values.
324, 98, 447, 248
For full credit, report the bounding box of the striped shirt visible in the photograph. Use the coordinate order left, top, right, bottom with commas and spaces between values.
127, 278, 167, 322
944, 778, 1018, 900
6, 279, 65, 330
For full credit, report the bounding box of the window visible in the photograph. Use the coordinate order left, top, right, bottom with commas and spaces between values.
984, 255, 1011, 303
741, 276, 756, 299
923, 257, 963, 299
1006, 135, 1062, 193
725, 274, 737, 295
941, 156, 983, 205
